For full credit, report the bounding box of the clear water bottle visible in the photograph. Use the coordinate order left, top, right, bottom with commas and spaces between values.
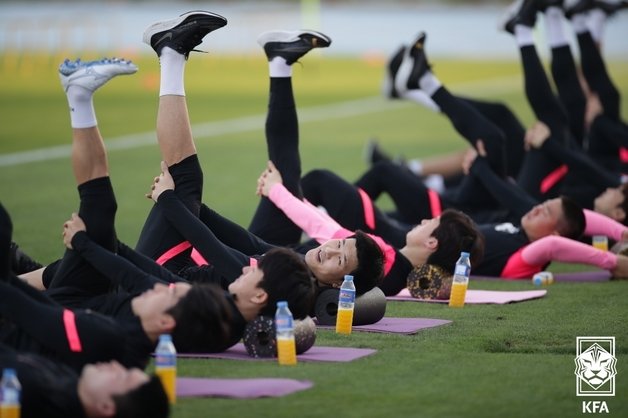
155, 334, 177, 404
449, 252, 471, 308
335, 275, 356, 334
275, 301, 297, 365
1, 368, 21, 418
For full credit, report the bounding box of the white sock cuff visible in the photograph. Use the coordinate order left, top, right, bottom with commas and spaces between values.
407, 159, 423, 176
570, 14, 589, 34
544, 7, 569, 48
514, 25, 535, 46
418, 73, 442, 97
66, 88, 97, 128
403, 89, 441, 113
587, 9, 606, 42
159, 47, 186, 96
268, 57, 292, 78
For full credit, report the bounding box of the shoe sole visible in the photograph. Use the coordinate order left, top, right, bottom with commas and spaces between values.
381, 45, 406, 99
142, 10, 227, 46
257, 30, 331, 48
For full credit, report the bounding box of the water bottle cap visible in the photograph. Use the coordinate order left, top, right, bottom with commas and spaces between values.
277, 301, 288, 308
2, 368, 16, 378
460, 252, 470, 257
158, 334, 172, 342
344, 275, 353, 281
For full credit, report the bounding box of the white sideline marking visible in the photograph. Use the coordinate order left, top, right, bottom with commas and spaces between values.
0, 75, 519, 167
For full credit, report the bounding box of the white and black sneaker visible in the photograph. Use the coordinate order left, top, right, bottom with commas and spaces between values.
395, 32, 430, 93
143, 11, 227, 58
382, 45, 406, 99
257, 30, 331, 64
59, 57, 137, 92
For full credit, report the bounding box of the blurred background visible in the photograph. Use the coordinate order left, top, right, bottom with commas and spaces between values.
1, 0, 626, 60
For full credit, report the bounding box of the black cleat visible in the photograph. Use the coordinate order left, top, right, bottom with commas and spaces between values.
405, 32, 430, 90
364, 138, 392, 166
257, 30, 331, 65
143, 11, 227, 59
395, 32, 430, 92
10, 242, 43, 275
500, 0, 539, 34
382, 45, 406, 99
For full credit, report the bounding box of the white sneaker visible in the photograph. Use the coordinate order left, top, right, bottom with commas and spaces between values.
59, 57, 138, 92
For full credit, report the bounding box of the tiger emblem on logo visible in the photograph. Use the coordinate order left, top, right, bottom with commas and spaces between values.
574, 343, 617, 390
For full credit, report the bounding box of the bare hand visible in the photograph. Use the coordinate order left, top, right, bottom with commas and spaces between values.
585, 92, 603, 130
256, 160, 283, 197
611, 254, 628, 280
461, 140, 486, 175
524, 121, 551, 150
147, 161, 175, 202
63, 213, 86, 249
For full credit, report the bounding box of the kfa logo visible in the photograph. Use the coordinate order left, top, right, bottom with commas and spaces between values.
575, 337, 616, 414
574, 337, 616, 396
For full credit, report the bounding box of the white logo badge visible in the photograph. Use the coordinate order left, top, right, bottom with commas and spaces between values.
575, 337, 616, 397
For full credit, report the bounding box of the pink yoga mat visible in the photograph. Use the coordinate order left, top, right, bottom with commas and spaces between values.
178, 343, 376, 362
316, 316, 451, 335
177, 377, 313, 398
387, 288, 547, 304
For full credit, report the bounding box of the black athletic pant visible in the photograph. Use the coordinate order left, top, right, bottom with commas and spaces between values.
135, 154, 204, 273
431, 87, 508, 177
458, 97, 526, 178
551, 44, 587, 147
248, 77, 304, 246
44, 177, 117, 294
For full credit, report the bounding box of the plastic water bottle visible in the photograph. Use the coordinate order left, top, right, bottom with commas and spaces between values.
1, 368, 21, 418
275, 301, 297, 365
448, 252, 471, 308
155, 334, 177, 404
335, 275, 356, 334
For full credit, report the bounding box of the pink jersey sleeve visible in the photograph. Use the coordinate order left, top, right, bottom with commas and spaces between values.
584, 209, 627, 241
520, 235, 617, 270
268, 183, 396, 275
268, 183, 351, 243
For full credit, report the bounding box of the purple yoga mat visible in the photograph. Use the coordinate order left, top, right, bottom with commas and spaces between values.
388, 288, 547, 304
316, 316, 451, 335
178, 343, 376, 362
553, 270, 611, 282
177, 377, 313, 399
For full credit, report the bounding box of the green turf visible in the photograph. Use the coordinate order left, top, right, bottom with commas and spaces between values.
1, 53, 627, 417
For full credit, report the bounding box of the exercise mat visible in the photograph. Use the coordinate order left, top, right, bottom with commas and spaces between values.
553, 271, 611, 282
388, 288, 547, 304
314, 286, 386, 325
177, 377, 313, 399
316, 316, 451, 335
178, 343, 376, 362
242, 315, 316, 358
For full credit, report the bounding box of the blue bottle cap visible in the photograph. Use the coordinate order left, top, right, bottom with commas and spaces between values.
2, 368, 16, 378
461, 252, 470, 257
344, 275, 353, 281
277, 300, 288, 308
159, 334, 172, 342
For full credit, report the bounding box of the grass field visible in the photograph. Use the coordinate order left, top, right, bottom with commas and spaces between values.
1, 52, 627, 417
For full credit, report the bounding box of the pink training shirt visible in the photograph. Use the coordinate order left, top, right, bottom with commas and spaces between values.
501, 209, 625, 278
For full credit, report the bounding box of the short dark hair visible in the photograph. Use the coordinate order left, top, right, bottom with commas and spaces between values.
557, 196, 586, 240
426, 209, 485, 274
348, 230, 385, 295
113, 375, 169, 418
257, 247, 315, 320
167, 283, 233, 353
